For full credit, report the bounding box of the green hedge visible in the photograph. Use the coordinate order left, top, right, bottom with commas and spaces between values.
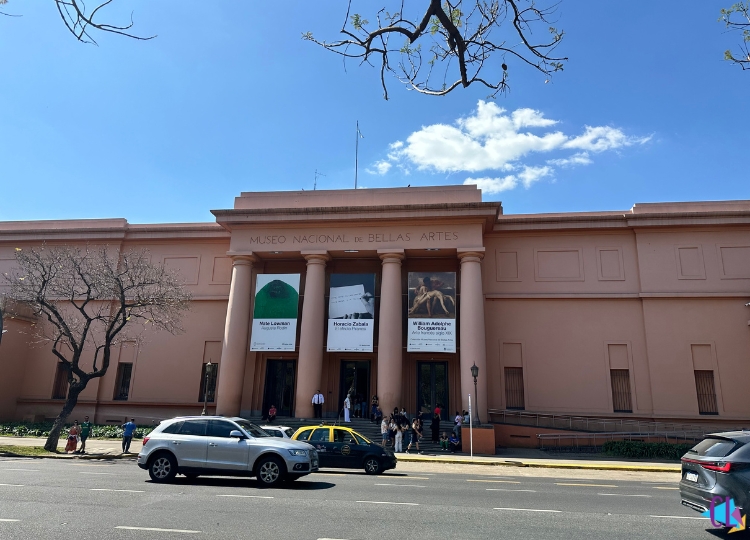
601, 440, 694, 460
0, 422, 153, 440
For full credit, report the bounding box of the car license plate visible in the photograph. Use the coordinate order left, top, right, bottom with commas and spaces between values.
685, 471, 698, 482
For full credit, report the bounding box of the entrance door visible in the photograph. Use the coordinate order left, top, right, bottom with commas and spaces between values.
417, 362, 448, 420
339, 360, 371, 418
262, 359, 295, 417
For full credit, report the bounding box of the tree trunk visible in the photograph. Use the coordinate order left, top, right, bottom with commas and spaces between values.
44, 386, 83, 452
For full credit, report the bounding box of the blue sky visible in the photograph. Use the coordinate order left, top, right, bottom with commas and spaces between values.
0, 1, 747, 223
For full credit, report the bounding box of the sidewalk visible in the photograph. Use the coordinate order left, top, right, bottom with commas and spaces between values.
0, 436, 680, 472
0, 436, 141, 459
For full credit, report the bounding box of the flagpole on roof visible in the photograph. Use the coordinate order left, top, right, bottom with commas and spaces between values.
355, 121, 364, 189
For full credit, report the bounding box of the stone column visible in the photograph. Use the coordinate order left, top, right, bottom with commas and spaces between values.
377, 250, 405, 416
216, 253, 256, 416
458, 249, 487, 422
294, 252, 329, 418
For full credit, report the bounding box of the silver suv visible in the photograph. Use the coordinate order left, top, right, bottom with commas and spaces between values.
136, 416, 318, 487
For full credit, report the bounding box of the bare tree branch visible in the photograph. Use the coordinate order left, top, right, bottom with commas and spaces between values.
2, 244, 190, 451
303, 0, 567, 99
720, 2, 750, 70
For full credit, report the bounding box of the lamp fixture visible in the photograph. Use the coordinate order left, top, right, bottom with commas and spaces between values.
425, 248, 440, 251
344, 250, 359, 253
270, 251, 283, 254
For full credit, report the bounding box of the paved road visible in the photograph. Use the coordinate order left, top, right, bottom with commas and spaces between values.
0, 457, 725, 540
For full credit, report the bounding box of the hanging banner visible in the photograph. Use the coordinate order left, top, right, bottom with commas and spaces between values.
327, 273, 376, 352
407, 272, 457, 353
250, 274, 300, 351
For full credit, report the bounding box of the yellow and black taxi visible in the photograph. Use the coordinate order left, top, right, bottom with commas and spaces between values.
292, 425, 397, 475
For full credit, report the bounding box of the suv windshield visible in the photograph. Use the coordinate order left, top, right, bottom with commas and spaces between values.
234, 420, 270, 438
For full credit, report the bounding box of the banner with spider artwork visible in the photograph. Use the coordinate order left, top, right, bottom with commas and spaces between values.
406, 272, 456, 353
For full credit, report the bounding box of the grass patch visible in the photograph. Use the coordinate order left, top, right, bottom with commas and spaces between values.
0, 445, 61, 457
601, 440, 693, 461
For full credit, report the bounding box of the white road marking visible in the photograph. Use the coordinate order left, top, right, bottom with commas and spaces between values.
598, 493, 651, 498
90, 489, 145, 493
649, 515, 708, 520
378, 475, 429, 480
653, 487, 679, 490
216, 494, 273, 499
468, 479, 521, 484
374, 483, 426, 488
357, 501, 419, 506
0, 519, 21, 522
80, 472, 115, 475
0, 468, 38, 472
0, 484, 24, 487
494, 508, 562, 513
556, 483, 618, 488
115, 526, 201, 533
486, 488, 536, 493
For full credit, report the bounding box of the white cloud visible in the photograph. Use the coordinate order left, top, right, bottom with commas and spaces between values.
547, 152, 593, 167
366, 160, 392, 175
372, 101, 650, 194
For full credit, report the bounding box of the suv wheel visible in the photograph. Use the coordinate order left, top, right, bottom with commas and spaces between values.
148, 453, 177, 483
256, 455, 284, 487
364, 457, 381, 475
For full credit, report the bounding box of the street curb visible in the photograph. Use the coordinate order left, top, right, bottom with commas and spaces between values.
395, 455, 681, 473
0, 451, 138, 461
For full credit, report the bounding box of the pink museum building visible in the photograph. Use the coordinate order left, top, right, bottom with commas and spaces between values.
1, 185, 749, 430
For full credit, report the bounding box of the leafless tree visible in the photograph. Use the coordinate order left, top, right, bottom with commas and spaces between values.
720, 2, 750, 70
2, 245, 190, 451
0, 0, 154, 44
304, 0, 566, 99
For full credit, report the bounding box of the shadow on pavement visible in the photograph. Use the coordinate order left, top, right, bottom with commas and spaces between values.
150, 476, 336, 490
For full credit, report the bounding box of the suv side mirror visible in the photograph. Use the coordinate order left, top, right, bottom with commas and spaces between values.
229, 430, 246, 439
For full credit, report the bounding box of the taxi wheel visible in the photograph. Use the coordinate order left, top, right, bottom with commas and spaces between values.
256, 455, 285, 487
364, 457, 382, 475
148, 452, 177, 483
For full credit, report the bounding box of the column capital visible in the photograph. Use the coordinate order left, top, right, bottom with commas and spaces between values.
302, 250, 330, 265
378, 249, 405, 264
458, 248, 485, 263
226, 251, 257, 266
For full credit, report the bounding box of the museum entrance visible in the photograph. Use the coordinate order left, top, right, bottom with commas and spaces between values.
339, 360, 371, 419
262, 359, 296, 417
417, 361, 449, 420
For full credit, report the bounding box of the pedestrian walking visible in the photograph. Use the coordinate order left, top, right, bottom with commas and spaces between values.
78, 415, 92, 454
406, 418, 421, 454
65, 421, 80, 453
343, 394, 351, 422
380, 416, 389, 447
267, 405, 277, 423
312, 390, 325, 419
430, 413, 441, 443
121, 418, 137, 453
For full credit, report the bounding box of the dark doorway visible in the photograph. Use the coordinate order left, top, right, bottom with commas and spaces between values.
417, 362, 448, 420
339, 360, 371, 418
262, 359, 296, 417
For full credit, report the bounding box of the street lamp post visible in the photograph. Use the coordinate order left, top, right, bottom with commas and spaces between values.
201, 361, 213, 416
471, 363, 480, 425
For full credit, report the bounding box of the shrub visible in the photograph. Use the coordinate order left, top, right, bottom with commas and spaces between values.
601, 440, 693, 461
0, 421, 153, 439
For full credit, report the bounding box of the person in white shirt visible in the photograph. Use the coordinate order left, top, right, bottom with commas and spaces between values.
312, 391, 325, 419
343, 394, 351, 422
380, 417, 389, 447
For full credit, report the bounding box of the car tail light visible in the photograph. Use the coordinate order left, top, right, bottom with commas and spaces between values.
142, 437, 150, 446
682, 457, 731, 473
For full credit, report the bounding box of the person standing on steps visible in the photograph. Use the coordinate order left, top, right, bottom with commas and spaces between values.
430, 412, 441, 443
343, 393, 351, 423
312, 390, 325, 419
121, 418, 137, 454
406, 417, 421, 454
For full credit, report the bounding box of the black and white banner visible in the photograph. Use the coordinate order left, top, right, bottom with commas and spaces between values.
326, 274, 375, 352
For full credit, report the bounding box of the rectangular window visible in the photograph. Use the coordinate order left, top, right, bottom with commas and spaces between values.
198, 363, 218, 403
695, 370, 719, 415
610, 369, 633, 413
504, 367, 525, 410
113, 363, 133, 401
52, 363, 69, 400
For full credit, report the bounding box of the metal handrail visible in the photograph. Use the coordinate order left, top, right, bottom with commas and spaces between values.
488, 408, 744, 435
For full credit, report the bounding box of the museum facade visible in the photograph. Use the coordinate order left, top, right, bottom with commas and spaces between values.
1, 185, 749, 427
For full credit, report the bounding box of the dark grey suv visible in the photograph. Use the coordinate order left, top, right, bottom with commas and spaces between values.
137, 416, 318, 487
680, 431, 750, 514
